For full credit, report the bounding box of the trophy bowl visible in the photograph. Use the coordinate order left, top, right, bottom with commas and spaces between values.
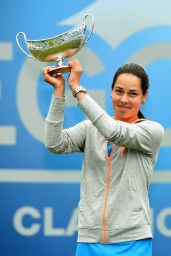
16, 14, 94, 76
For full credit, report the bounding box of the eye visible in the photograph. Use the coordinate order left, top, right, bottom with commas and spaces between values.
129, 92, 138, 97
114, 89, 123, 94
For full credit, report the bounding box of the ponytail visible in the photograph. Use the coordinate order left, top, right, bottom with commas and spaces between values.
138, 110, 145, 119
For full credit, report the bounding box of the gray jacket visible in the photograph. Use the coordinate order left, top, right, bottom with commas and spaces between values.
44, 94, 164, 243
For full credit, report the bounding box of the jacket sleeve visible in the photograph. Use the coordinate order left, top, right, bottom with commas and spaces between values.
78, 95, 164, 156
44, 95, 89, 154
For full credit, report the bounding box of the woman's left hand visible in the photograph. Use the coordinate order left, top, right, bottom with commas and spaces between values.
67, 59, 83, 92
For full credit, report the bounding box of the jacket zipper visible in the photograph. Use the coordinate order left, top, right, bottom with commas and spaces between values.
102, 142, 116, 243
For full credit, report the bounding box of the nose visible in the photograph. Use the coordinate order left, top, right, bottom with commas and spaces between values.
120, 93, 129, 103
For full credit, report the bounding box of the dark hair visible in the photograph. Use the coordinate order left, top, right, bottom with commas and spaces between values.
111, 63, 149, 119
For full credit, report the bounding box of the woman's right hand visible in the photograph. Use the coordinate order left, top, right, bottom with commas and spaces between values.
42, 66, 65, 97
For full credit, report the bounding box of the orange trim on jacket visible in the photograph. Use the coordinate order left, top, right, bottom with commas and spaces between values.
102, 142, 117, 243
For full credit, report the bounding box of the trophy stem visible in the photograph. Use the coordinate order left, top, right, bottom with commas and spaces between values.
48, 58, 71, 76
57, 58, 64, 67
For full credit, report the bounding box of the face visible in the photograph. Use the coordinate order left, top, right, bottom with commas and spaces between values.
112, 73, 148, 122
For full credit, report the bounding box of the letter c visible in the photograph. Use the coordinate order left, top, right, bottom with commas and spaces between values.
157, 208, 171, 237
13, 206, 41, 236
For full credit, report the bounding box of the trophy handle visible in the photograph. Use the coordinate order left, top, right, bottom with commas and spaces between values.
16, 32, 36, 60
83, 14, 94, 45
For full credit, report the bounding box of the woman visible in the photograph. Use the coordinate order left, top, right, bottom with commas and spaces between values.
43, 59, 164, 256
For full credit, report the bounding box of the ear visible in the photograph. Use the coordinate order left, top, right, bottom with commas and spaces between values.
142, 90, 148, 104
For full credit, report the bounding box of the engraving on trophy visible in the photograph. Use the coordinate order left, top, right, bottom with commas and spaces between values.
16, 14, 94, 75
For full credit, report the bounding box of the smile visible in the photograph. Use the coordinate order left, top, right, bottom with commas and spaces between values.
118, 105, 131, 109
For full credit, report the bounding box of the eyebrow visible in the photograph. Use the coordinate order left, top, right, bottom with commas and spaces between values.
114, 86, 139, 92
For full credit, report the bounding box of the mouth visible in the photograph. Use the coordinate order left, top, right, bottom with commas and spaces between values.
118, 105, 131, 109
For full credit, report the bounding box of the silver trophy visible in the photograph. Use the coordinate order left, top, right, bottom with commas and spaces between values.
16, 14, 94, 76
